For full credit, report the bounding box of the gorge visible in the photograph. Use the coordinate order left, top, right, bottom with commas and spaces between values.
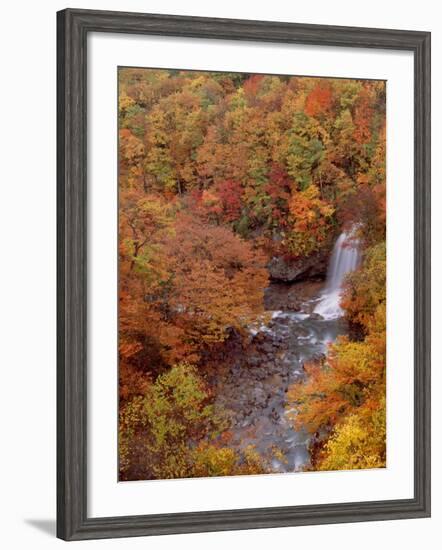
215, 231, 361, 473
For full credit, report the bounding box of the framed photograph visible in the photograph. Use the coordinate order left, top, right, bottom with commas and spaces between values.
57, 8, 431, 541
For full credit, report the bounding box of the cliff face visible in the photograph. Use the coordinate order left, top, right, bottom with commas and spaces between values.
267, 247, 330, 283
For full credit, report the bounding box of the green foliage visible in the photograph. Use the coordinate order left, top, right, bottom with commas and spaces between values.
119, 363, 217, 480
144, 108, 177, 192
286, 113, 326, 190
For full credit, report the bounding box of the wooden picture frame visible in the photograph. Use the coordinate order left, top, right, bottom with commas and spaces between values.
57, 8, 431, 541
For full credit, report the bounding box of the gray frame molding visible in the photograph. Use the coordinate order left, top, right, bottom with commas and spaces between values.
57, 8, 431, 541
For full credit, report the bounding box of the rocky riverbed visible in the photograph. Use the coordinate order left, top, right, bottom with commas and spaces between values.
213, 280, 348, 473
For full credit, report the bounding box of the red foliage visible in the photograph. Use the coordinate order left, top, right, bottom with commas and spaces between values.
215, 179, 243, 222
305, 82, 333, 118
353, 86, 374, 145
264, 163, 292, 226
187, 180, 243, 225
337, 184, 385, 245
243, 74, 264, 99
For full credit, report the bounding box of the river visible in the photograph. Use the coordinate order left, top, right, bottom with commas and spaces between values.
213, 231, 360, 473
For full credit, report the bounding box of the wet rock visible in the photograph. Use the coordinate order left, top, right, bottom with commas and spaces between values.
257, 342, 274, 354
252, 332, 267, 344
267, 249, 330, 283
251, 387, 267, 405
286, 302, 302, 311
273, 316, 291, 327
264, 279, 324, 311
247, 356, 261, 367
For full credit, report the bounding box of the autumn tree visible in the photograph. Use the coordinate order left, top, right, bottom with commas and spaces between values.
119, 363, 219, 480
158, 214, 269, 360
285, 184, 335, 257
341, 241, 386, 331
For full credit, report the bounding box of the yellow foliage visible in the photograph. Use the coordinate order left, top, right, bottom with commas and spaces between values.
191, 443, 265, 477
286, 184, 334, 257
119, 363, 218, 480
318, 402, 386, 471
119, 92, 135, 113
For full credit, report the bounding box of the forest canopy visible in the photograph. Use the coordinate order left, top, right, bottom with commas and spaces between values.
118, 68, 386, 480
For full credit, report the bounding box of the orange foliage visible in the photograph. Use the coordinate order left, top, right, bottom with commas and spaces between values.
118, 192, 268, 380
353, 85, 374, 145
305, 82, 333, 118
286, 184, 334, 256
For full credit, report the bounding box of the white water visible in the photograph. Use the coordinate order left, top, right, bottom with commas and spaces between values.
314, 231, 361, 320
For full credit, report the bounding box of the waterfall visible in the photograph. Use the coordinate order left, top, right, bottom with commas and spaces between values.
314, 230, 361, 320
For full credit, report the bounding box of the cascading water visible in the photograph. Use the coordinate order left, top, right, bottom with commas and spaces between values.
314, 230, 361, 320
